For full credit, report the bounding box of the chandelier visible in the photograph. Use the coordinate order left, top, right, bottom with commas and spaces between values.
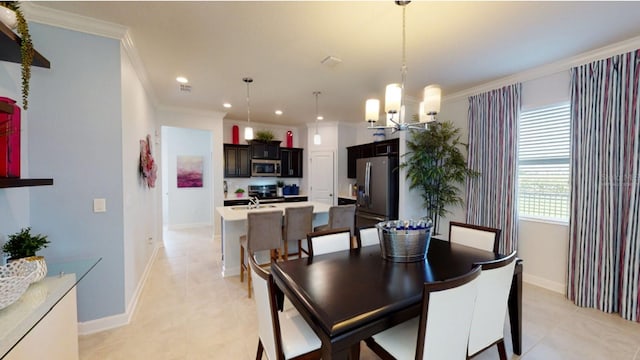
365, 1, 441, 132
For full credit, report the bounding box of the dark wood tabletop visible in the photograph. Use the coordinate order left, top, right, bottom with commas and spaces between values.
271, 238, 522, 360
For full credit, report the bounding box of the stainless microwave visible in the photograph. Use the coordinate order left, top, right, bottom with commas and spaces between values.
251, 159, 281, 177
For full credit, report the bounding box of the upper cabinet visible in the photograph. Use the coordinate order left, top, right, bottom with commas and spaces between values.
0, 22, 50, 68
249, 140, 280, 160
347, 138, 399, 179
280, 147, 303, 178
223, 144, 251, 178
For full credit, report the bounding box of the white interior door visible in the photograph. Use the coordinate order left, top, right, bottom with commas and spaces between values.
310, 151, 334, 205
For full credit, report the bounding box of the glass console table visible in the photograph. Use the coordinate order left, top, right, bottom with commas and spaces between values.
0, 258, 101, 358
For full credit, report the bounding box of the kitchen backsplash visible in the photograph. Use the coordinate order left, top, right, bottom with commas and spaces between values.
224, 177, 301, 196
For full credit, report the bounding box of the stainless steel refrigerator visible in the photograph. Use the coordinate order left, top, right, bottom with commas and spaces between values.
355, 156, 399, 228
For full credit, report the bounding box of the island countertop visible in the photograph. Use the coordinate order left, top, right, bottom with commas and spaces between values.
216, 201, 331, 221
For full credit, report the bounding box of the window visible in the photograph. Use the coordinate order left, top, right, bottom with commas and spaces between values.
518, 103, 570, 221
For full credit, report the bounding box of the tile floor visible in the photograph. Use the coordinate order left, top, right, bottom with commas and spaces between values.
79, 226, 640, 359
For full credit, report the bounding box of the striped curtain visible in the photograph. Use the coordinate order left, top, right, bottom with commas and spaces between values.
568, 50, 640, 322
466, 84, 521, 254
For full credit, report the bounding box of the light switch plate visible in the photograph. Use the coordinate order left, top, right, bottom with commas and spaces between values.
93, 198, 106, 213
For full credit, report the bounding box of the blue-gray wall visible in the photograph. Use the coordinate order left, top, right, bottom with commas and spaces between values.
27, 24, 125, 321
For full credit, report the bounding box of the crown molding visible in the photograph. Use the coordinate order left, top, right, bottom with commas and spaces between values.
22, 2, 127, 39
444, 35, 640, 102
121, 32, 158, 107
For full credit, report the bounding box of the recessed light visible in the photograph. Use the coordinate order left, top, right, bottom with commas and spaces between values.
176, 76, 189, 84
223, 103, 232, 108
275, 110, 283, 115
317, 116, 324, 120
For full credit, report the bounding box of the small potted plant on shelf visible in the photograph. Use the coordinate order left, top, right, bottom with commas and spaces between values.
0, 1, 34, 110
234, 188, 245, 198
2, 227, 49, 282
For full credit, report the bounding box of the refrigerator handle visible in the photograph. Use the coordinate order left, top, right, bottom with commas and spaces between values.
365, 161, 371, 204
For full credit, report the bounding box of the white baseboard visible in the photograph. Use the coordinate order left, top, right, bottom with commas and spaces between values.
167, 222, 211, 230
523, 273, 566, 295
77, 245, 160, 335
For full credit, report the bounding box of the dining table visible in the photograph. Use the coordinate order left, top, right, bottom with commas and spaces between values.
271, 238, 523, 360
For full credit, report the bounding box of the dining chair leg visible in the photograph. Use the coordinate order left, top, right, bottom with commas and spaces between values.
255, 339, 264, 360
497, 339, 507, 360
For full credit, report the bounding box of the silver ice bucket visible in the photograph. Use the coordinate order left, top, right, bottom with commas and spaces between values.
376, 219, 433, 263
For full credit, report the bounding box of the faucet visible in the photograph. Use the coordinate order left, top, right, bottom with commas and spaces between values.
248, 196, 260, 209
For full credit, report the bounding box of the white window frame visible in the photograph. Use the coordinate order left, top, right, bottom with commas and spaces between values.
517, 103, 571, 223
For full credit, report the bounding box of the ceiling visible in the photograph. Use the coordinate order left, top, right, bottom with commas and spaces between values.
29, 1, 640, 127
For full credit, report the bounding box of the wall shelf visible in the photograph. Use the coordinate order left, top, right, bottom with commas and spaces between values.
0, 21, 50, 69
0, 178, 53, 188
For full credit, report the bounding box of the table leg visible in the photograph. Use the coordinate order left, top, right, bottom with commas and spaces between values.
508, 260, 523, 355
349, 343, 360, 360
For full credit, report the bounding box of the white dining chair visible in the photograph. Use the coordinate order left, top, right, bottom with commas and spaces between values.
449, 221, 501, 253
356, 226, 380, 248
306, 227, 353, 257
249, 255, 322, 360
365, 266, 481, 360
468, 252, 518, 360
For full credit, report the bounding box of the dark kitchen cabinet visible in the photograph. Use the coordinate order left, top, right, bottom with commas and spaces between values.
280, 147, 303, 178
347, 138, 399, 179
224, 144, 251, 178
250, 140, 281, 159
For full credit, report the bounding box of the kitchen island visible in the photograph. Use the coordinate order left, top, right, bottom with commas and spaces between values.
216, 201, 331, 277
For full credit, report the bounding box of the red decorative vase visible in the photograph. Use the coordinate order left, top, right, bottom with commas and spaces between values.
286, 130, 293, 148
0, 97, 20, 178
232, 125, 239, 144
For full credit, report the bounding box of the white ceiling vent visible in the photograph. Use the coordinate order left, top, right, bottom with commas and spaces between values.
321, 55, 342, 67
179, 84, 192, 92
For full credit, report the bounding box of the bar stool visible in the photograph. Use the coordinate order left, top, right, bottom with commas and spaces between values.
240, 210, 283, 298
312, 204, 356, 250
282, 205, 313, 260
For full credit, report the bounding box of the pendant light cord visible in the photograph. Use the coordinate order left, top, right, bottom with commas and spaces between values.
243, 77, 253, 125
314, 91, 321, 133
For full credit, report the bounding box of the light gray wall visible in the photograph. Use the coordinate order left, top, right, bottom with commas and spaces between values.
121, 44, 160, 310
164, 126, 212, 228
27, 24, 125, 321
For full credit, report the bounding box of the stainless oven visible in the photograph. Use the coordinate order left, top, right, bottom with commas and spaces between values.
251, 159, 281, 177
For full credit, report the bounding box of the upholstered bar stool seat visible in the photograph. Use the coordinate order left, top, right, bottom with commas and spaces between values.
240, 210, 283, 298
282, 205, 313, 260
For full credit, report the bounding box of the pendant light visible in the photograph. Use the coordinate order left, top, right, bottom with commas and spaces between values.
243, 77, 254, 140
313, 91, 322, 145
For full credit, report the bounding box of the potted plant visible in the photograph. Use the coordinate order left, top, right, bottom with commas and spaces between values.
2, 227, 49, 282
0, 1, 33, 110
401, 121, 479, 233
255, 130, 275, 142
234, 188, 245, 198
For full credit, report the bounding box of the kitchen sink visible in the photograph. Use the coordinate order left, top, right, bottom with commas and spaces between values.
230, 204, 277, 210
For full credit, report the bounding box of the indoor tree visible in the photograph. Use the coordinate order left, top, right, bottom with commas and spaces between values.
401, 121, 479, 233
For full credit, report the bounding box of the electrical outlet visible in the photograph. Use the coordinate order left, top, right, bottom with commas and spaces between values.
147, 236, 153, 245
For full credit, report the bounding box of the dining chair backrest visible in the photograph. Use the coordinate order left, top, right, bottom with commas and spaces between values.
250, 253, 282, 360
467, 252, 518, 358
449, 221, 501, 253
356, 226, 380, 248
307, 227, 352, 257
328, 204, 356, 235
283, 206, 313, 242
249, 254, 322, 360
247, 210, 283, 252
418, 266, 481, 359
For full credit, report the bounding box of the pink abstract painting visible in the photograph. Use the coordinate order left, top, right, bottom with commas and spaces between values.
177, 156, 203, 188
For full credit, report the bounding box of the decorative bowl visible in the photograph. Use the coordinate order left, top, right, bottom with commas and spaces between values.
376, 219, 433, 263
0, 258, 36, 310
